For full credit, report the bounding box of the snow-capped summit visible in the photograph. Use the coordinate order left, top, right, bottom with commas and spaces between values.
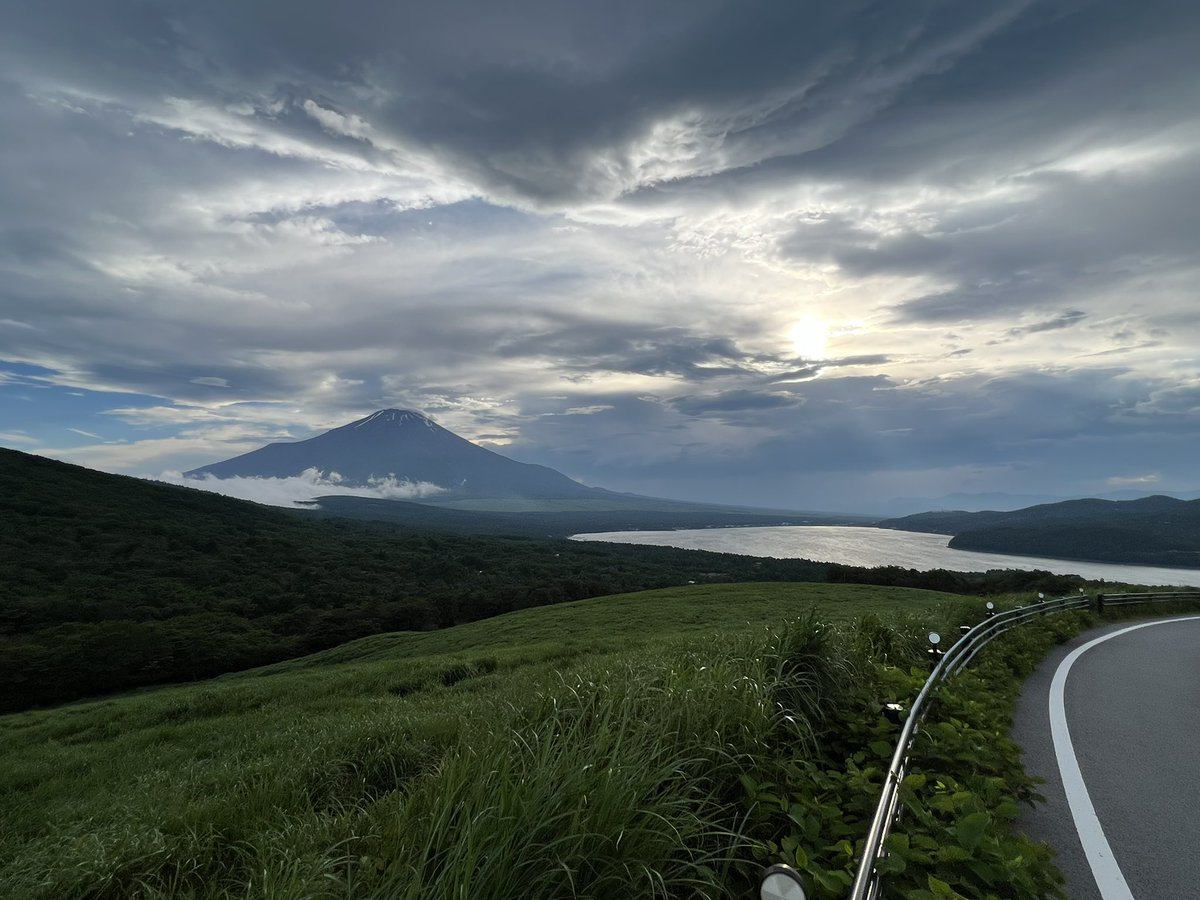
353, 409, 436, 429
186, 409, 608, 501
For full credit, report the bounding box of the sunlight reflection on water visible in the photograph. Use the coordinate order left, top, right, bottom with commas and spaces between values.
571, 525, 1200, 587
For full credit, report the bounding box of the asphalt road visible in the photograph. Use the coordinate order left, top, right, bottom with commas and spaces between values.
1012, 615, 1200, 899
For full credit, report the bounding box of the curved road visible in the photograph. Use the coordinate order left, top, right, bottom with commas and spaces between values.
1012, 615, 1200, 899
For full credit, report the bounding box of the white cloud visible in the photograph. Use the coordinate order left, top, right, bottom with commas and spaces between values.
302, 99, 374, 141
1106, 473, 1161, 487
142, 95, 382, 172
0, 431, 37, 445
37, 435, 261, 473
153, 468, 446, 508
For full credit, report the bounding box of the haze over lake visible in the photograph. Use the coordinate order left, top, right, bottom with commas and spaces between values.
573, 526, 1200, 588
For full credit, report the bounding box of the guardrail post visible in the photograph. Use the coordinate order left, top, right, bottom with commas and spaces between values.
926, 631, 944, 671
759, 863, 809, 900
1096, 593, 1105, 614
883, 702, 905, 725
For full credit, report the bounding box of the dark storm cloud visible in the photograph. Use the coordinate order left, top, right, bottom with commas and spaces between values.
778, 154, 1200, 325
625, 0, 1197, 194
9, 0, 1168, 205
768, 367, 822, 383
496, 323, 763, 380
1005, 310, 1087, 338
3, 0, 1195, 236
670, 389, 801, 418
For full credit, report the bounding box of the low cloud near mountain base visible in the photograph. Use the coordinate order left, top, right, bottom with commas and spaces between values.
154, 468, 445, 509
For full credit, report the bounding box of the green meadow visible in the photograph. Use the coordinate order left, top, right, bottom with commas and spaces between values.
0, 582, 974, 899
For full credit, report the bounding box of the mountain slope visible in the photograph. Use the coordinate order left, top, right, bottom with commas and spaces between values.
186, 409, 609, 500
879, 495, 1200, 567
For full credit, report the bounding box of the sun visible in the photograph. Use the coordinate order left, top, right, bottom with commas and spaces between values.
789, 316, 829, 360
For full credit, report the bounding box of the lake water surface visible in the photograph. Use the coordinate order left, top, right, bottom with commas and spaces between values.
572, 525, 1200, 587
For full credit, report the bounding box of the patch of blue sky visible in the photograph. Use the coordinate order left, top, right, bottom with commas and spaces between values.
0, 360, 163, 448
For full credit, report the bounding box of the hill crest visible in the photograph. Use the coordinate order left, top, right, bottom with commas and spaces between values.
879, 494, 1200, 567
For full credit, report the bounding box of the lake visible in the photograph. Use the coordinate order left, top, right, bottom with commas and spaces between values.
571, 525, 1200, 588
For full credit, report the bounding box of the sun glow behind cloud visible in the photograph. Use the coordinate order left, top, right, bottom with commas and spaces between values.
789, 316, 829, 361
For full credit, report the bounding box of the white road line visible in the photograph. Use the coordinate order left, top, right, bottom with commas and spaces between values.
1049, 615, 1200, 900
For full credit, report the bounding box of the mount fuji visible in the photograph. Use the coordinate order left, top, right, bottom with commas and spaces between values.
183, 409, 874, 532
186, 409, 613, 501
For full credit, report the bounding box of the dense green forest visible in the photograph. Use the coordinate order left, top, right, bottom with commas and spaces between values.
301, 493, 869, 536
881, 495, 1200, 567
949, 524, 1200, 567
1, 448, 1082, 711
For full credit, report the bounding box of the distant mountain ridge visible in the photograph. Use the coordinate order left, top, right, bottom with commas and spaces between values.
873, 489, 1200, 516
879, 495, 1200, 568
187, 409, 613, 501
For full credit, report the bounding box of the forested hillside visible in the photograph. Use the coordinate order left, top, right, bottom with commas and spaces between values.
948, 524, 1200, 567
302, 493, 863, 535
880, 495, 1200, 567
1, 449, 1081, 711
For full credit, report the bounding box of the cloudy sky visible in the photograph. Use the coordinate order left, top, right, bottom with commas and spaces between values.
1, 0, 1197, 512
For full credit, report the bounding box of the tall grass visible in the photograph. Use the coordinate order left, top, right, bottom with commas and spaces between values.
365, 618, 859, 899
0, 584, 969, 899
1, 618, 876, 899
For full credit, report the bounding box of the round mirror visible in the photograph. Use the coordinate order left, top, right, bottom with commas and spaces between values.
928, 631, 941, 645
986, 601, 995, 610
760, 864, 808, 900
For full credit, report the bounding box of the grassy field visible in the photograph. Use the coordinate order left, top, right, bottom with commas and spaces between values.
252, 582, 955, 670
0, 582, 978, 899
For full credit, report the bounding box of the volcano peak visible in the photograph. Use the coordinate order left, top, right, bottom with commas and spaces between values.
353, 409, 435, 429
186, 408, 605, 501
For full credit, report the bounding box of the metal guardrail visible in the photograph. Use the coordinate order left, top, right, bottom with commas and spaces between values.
839, 589, 1200, 900
844, 594, 1087, 900
1099, 590, 1200, 608
760, 589, 1200, 900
